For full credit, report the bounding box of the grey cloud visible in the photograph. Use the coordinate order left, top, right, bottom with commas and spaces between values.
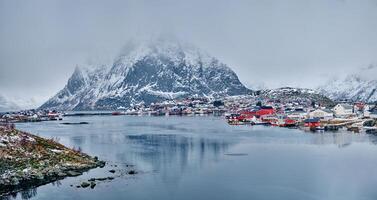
0, 0, 376, 108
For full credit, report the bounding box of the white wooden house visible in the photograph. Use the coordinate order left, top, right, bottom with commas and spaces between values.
332, 104, 353, 117
308, 109, 334, 120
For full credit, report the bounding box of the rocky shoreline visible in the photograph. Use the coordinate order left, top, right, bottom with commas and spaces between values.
0, 126, 106, 196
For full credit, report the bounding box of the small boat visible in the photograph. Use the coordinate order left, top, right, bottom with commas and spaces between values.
315, 126, 325, 131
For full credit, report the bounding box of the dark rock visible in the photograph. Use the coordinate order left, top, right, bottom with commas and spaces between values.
81, 182, 90, 188
90, 182, 96, 189
128, 170, 137, 175
107, 177, 114, 180
97, 161, 106, 168
88, 178, 96, 182
10, 177, 19, 186
109, 170, 116, 173
66, 171, 82, 177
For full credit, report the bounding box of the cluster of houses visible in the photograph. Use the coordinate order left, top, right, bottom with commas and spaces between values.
225, 97, 377, 133
0, 109, 62, 124
305, 103, 377, 120
120, 96, 377, 128
118, 97, 227, 116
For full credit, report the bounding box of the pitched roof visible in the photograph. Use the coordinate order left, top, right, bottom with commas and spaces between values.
338, 104, 353, 110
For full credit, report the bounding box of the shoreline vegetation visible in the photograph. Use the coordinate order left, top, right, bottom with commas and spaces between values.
0, 126, 106, 196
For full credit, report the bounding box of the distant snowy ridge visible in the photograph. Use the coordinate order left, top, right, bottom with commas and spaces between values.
40, 39, 251, 110
317, 65, 377, 102
262, 87, 317, 95
257, 87, 334, 107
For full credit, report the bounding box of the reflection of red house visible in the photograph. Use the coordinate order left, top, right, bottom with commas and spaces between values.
304, 118, 320, 127
284, 118, 296, 126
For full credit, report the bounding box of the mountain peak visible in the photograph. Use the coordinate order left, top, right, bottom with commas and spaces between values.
40, 40, 251, 110
114, 38, 217, 72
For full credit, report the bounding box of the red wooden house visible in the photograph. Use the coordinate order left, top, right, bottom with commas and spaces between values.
256, 106, 275, 116
240, 106, 276, 118
304, 118, 321, 128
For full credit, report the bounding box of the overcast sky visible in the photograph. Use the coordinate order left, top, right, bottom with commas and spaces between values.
1, 0, 377, 108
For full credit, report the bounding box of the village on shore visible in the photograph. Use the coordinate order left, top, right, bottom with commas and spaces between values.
1, 90, 377, 134
119, 94, 377, 133
1, 90, 377, 196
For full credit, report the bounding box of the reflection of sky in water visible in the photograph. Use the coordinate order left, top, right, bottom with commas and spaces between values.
12, 116, 377, 200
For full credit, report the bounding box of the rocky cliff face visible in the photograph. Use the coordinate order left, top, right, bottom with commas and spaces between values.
40, 39, 251, 110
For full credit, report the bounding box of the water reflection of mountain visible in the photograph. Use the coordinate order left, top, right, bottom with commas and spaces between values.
121, 134, 236, 185
309, 132, 373, 148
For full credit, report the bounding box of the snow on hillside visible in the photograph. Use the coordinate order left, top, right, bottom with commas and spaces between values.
256, 87, 334, 107
40, 39, 251, 110
317, 64, 377, 102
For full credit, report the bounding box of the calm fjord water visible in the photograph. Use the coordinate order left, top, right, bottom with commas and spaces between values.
11, 115, 377, 200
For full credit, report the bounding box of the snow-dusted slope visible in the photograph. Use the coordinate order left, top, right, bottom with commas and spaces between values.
257, 87, 334, 107
41, 39, 251, 110
317, 65, 377, 102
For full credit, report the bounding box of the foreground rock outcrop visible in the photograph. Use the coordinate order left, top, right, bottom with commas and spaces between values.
0, 126, 105, 196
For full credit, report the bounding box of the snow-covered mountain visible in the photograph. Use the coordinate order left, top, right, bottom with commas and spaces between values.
40, 39, 251, 110
317, 65, 377, 102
